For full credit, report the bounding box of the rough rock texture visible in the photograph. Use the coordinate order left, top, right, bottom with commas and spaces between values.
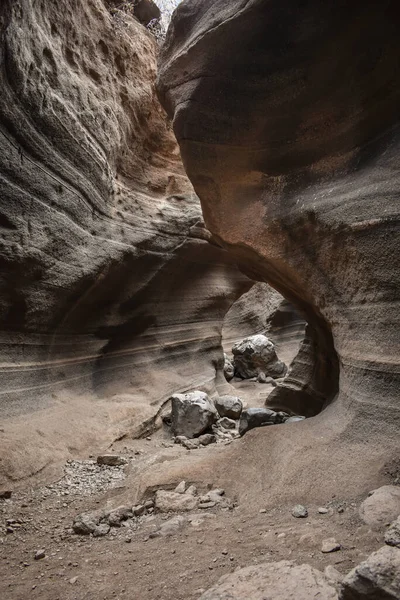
359, 487, 400, 531
339, 546, 400, 600
214, 395, 243, 419
232, 334, 287, 379
170, 391, 218, 438
385, 517, 400, 548
199, 560, 338, 600
158, 0, 400, 499
0, 0, 254, 488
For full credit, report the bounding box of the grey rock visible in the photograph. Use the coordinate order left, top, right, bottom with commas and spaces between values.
158, 515, 186, 537
154, 490, 198, 512
218, 417, 236, 430
92, 523, 111, 537
34, 549, 46, 560
72, 509, 105, 535
199, 560, 338, 599
132, 504, 146, 516
239, 407, 279, 436
174, 481, 186, 494
322, 538, 341, 553
223, 354, 234, 381
0, 490, 12, 499
186, 485, 197, 496
197, 433, 216, 446
318, 507, 329, 514
385, 516, 400, 547
359, 486, 400, 530
170, 391, 218, 438
107, 505, 132, 527
96, 454, 127, 467
339, 545, 400, 599
232, 334, 287, 380
214, 395, 243, 419
285, 415, 306, 423
292, 504, 308, 518
182, 438, 201, 450
324, 566, 344, 591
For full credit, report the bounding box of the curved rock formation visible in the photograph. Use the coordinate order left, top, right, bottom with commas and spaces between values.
0, 0, 252, 487
158, 0, 400, 496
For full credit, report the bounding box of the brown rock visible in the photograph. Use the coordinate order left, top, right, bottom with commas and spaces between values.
339, 546, 400, 599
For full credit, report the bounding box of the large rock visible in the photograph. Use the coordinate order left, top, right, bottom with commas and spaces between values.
158, 0, 400, 500
0, 0, 254, 487
214, 395, 243, 419
199, 561, 338, 600
339, 546, 400, 599
239, 407, 287, 436
154, 490, 198, 513
359, 486, 400, 530
171, 391, 218, 438
232, 334, 287, 379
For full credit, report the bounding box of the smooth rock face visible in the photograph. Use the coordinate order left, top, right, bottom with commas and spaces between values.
232, 335, 287, 380
359, 487, 400, 530
158, 0, 400, 498
199, 561, 338, 600
170, 391, 218, 438
339, 546, 400, 600
0, 0, 254, 486
214, 395, 243, 419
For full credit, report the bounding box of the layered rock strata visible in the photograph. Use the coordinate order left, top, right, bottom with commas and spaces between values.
0, 0, 252, 486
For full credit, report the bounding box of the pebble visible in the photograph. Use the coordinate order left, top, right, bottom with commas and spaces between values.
292, 505, 308, 518
321, 538, 341, 553
318, 507, 329, 514
174, 481, 186, 494
34, 550, 46, 561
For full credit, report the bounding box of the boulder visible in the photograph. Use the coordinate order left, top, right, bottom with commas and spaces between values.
96, 455, 127, 467
170, 391, 218, 438
359, 486, 400, 530
232, 335, 287, 380
214, 395, 243, 419
385, 516, 400, 548
72, 509, 107, 536
239, 408, 286, 436
154, 490, 199, 512
199, 560, 338, 599
339, 545, 400, 599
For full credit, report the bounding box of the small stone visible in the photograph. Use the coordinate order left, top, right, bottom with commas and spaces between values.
337, 507, 344, 514
292, 505, 308, 518
34, 550, 46, 561
132, 504, 146, 516
186, 485, 197, 496
259, 509, 267, 514
96, 455, 127, 467
69, 576, 78, 584
144, 500, 154, 509
198, 501, 216, 509
321, 538, 341, 553
218, 417, 237, 430
174, 481, 186, 494
318, 507, 329, 514
197, 434, 216, 446
0, 490, 12, 499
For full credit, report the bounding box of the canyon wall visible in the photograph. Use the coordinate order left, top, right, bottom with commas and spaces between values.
157, 0, 400, 499
0, 0, 253, 487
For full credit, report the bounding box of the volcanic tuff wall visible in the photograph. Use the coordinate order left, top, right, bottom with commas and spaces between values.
0, 0, 255, 487
157, 0, 400, 498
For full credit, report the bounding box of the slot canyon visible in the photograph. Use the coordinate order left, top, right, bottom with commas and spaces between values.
0, 1, 399, 599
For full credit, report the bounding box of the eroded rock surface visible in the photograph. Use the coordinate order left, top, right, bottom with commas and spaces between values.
158, 0, 400, 498
0, 0, 253, 487
339, 546, 400, 600
199, 561, 339, 600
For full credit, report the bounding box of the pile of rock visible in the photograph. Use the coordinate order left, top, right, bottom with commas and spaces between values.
169, 391, 244, 446
231, 334, 287, 380
72, 480, 233, 537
